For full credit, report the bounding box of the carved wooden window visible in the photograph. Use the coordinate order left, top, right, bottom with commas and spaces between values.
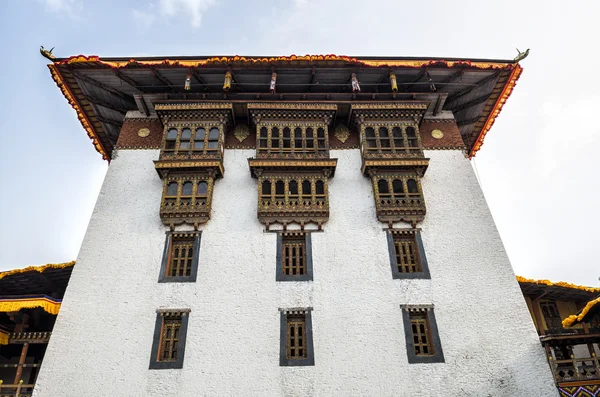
256, 123, 329, 157
393, 232, 420, 273
410, 311, 433, 356
159, 231, 201, 282
277, 232, 313, 281
287, 314, 307, 360
283, 235, 305, 275
280, 309, 314, 366
540, 300, 562, 331
161, 124, 223, 157
361, 124, 423, 156
401, 306, 444, 364
149, 310, 190, 369
160, 174, 214, 226
259, 176, 328, 208
387, 230, 430, 279
374, 176, 422, 204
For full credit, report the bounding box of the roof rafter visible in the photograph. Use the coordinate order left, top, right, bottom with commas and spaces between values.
95, 114, 124, 127
151, 68, 177, 93
449, 93, 492, 113
68, 69, 135, 103
401, 66, 427, 92
84, 94, 128, 114
113, 69, 142, 91
445, 71, 500, 105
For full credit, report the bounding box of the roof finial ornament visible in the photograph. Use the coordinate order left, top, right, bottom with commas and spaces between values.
40, 46, 56, 61
514, 48, 530, 63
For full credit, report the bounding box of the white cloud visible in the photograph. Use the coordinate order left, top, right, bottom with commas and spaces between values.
42, 0, 82, 19
133, 0, 217, 29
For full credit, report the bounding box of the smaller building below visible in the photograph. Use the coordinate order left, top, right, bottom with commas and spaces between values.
518, 276, 600, 397
0, 262, 74, 397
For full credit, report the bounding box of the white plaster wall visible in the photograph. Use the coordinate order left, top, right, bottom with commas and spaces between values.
33, 148, 557, 397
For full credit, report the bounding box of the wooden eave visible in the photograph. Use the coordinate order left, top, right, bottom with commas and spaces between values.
248, 158, 337, 178
361, 158, 429, 176
47, 54, 523, 160
0, 262, 74, 297
154, 159, 225, 179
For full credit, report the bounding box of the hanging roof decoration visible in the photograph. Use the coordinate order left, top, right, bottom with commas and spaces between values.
46, 54, 523, 160
0, 295, 62, 316
516, 276, 600, 294
562, 297, 600, 328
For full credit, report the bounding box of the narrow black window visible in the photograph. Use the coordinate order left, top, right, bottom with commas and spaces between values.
306, 127, 314, 149
280, 309, 314, 366
159, 231, 201, 282
259, 127, 268, 149
379, 127, 390, 148
208, 127, 219, 149
193, 128, 205, 150
365, 127, 377, 148
261, 180, 272, 198
406, 127, 418, 147
272, 127, 280, 150
275, 180, 285, 201
179, 128, 191, 150
392, 126, 404, 149
386, 229, 430, 279
283, 127, 291, 149
315, 180, 325, 203
401, 306, 444, 364
294, 127, 303, 150
276, 232, 313, 281
165, 128, 178, 150
149, 310, 190, 369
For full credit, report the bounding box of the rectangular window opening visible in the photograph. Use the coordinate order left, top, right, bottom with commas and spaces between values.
159, 232, 201, 283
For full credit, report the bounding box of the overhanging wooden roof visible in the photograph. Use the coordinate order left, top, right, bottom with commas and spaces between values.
47, 54, 523, 160
0, 261, 75, 297
517, 275, 600, 302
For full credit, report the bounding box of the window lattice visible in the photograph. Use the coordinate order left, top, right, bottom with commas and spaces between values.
168, 236, 195, 277
410, 311, 434, 356
540, 300, 562, 330
163, 125, 221, 156
159, 315, 182, 362
287, 315, 307, 360
363, 125, 422, 155
282, 234, 306, 276
392, 232, 422, 273
257, 124, 328, 156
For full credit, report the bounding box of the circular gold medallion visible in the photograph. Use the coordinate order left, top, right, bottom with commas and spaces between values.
431, 129, 444, 139
138, 128, 150, 138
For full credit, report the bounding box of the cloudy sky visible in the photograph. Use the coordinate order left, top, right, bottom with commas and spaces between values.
0, 0, 598, 286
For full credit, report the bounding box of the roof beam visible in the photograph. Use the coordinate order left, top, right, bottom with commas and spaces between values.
308, 67, 317, 92
96, 114, 124, 127
439, 69, 464, 85
134, 94, 150, 116
151, 68, 177, 93
189, 68, 208, 92
113, 69, 142, 91
449, 93, 491, 113
401, 67, 427, 92
84, 94, 128, 114
457, 115, 481, 127
445, 71, 500, 105
68, 69, 135, 103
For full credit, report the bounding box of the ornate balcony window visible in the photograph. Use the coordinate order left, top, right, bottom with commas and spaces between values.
362, 124, 423, 159
159, 173, 215, 227
370, 172, 425, 226
162, 125, 222, 160
351, 102, 429, 225
248, 103, 337, 230
257, 124, 329, 158
256, 174, 329, 228
154, 103, 233, 227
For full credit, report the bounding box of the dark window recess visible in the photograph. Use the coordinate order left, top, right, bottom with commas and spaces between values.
540, 300, 563, 331
159, 231, 201, 283
280, 309, 314, 366
276, 232, 313, 281
149, 310, 190, 369
401, 306, 444, 364
386, 230, 430, 279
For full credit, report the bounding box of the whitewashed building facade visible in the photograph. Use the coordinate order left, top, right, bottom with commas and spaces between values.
33, 54, 557, 396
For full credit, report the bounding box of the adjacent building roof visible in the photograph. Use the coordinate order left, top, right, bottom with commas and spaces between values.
47, 54, 523, 160
517, 275, 600, 301
0, 261, 75, 296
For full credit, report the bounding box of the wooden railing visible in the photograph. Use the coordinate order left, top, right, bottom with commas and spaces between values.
0, 381, 34, 397
549, 354, 600, 383
8, 332, 51, 344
